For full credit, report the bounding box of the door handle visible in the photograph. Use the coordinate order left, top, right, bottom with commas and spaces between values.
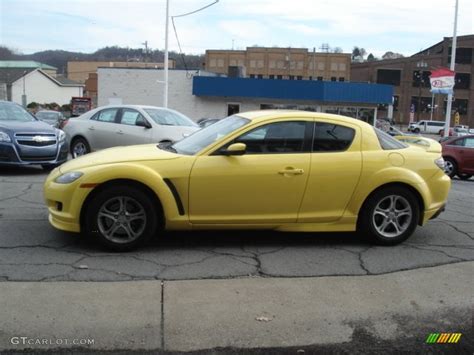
278, 167, 304, 175
88, 126, 95, 131
116, 130, 124, 135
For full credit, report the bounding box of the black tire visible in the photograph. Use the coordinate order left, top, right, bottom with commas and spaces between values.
41, 164, 58, 171
414, 128, 420, 134
71, 137, 90, 158
84, 185, 159, 251
358, 186, 420, 246
444, 158, 457, 178
457, 173, 472, 180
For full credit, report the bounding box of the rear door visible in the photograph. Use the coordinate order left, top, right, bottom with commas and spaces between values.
116, 108, 153, 146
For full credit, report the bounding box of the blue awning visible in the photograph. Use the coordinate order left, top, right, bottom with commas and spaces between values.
193, 76, 393, 105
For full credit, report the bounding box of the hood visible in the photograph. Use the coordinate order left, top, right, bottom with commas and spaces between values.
0, 120, 56, 134
60, 144, 180, 172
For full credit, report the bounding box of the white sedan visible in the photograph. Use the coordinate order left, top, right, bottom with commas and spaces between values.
63, 105, 199, 158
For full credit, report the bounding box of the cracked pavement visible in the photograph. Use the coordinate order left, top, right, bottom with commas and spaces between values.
0, 165, 473, 282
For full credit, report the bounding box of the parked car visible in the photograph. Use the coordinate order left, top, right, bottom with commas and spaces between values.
0, 101, 68, 170
44, 110, 450, 251
198, 118, 221, 128
439, 127, 469, 137
63, 105, 199, 158
35, 110, 65, 128
408, 120, 446, 134
441, 135, 474, 180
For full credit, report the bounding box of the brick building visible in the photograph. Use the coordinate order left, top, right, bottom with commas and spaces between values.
351, 35, 474, 127
205, 47, 351, 82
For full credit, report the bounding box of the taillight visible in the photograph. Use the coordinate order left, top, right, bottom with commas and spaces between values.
60, 119, 69, 129
434, 157, 445, 171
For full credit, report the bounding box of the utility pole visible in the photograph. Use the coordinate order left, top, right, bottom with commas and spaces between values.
142, 41, 149, 62
444, 0, 459, 137
312, 47, 316, 79
164, 0, 169, 107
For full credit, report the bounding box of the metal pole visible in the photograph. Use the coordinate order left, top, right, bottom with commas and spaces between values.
164, 0, 170, 108
430, 93, 435, 120
444, 0, 458, 138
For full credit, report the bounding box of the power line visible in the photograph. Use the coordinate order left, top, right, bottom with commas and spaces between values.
171, 0, 219, 74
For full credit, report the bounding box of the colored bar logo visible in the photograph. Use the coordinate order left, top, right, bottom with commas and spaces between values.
426, 333, 462, 344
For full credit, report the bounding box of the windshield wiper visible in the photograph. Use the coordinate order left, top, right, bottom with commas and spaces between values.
158, 142, 177, 153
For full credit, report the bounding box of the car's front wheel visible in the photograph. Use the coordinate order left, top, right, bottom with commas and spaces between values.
71, 137, 90, 158
358, 187, 419, 245
84, 185, 159, 251
413, 128, 420, 133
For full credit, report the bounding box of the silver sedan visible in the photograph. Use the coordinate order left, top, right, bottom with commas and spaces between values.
63, 105, 199, 158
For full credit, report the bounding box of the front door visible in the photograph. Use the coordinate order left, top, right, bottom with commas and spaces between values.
189, 120, 312, 224
116, 108, 153, 146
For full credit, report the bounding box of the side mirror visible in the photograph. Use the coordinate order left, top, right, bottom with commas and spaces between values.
222, 143, 246, 156
136, 118, 152, 129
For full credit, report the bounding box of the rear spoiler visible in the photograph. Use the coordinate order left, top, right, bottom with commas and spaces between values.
393, 135, 442, 154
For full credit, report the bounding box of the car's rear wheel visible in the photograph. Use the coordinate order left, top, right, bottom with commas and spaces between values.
358, 187, 419, 245
457, 173, 472, 180
84, 185, 159, 251
71, 137, 90, 158
444, 158, 457, 178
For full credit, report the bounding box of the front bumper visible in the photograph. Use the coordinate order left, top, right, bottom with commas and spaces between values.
0, 141, 68, 166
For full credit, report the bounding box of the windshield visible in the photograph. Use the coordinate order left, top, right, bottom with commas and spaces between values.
36, 111, 60, 121
0, 102, 36, 122
172, 115, 250, 155
144, 108, 197, 127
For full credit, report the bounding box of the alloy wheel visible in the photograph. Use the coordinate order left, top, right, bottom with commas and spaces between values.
372, 195, 412, 238
444, 160, 454, 176
97, 196, 147, 244
73, 142, 87, 158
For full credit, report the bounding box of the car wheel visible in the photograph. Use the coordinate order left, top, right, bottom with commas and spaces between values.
444, 158, 457, 178
457, 173, 472, 180
414, 128, 420, 133
41, 164, 58, 171
358, 187, 419, 245
71, 137, 90, 158
84, 185, 159, 251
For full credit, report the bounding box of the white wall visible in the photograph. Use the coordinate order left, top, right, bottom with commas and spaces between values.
98, 68, 227, 120
11, 70, 83, 105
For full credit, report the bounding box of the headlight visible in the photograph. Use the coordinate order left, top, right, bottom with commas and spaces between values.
0, 131, 11, 142
55, 171, 83, 184
56, 129, 66, 143
434, 157, 445, 171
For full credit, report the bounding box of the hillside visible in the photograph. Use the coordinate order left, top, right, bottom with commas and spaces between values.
0, 46, 205, 74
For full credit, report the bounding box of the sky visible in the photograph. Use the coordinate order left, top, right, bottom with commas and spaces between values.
0, 0, 473, 57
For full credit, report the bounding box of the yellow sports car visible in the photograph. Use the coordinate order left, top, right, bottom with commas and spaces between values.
44, 111, 450, 251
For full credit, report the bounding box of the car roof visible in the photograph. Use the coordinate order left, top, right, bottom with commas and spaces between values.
237, 110, 369, 127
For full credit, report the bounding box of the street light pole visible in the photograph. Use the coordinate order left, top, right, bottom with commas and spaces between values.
163, 0, 170, 108
444, 0, 459, 138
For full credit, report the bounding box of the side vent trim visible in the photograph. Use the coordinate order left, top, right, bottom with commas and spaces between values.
163, 178, 185, 216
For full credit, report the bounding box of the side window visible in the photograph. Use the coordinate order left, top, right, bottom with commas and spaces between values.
232, 121, 309, 154
464, 138, 474, 148
450, 138, 465, 146
93, 108, 119, 123
313, 122, 355, 152
120, 109, 146, 126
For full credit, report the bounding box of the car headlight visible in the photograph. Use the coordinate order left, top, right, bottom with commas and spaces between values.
0, 131, 11, 143
55, 171, 83, 184
434, 157, 445, 171
56, 129, 66, 143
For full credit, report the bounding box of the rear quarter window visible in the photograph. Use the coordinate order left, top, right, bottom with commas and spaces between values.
374, 128, 407, 150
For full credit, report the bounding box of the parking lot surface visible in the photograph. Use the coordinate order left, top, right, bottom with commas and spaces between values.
1, 165, 473, 282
